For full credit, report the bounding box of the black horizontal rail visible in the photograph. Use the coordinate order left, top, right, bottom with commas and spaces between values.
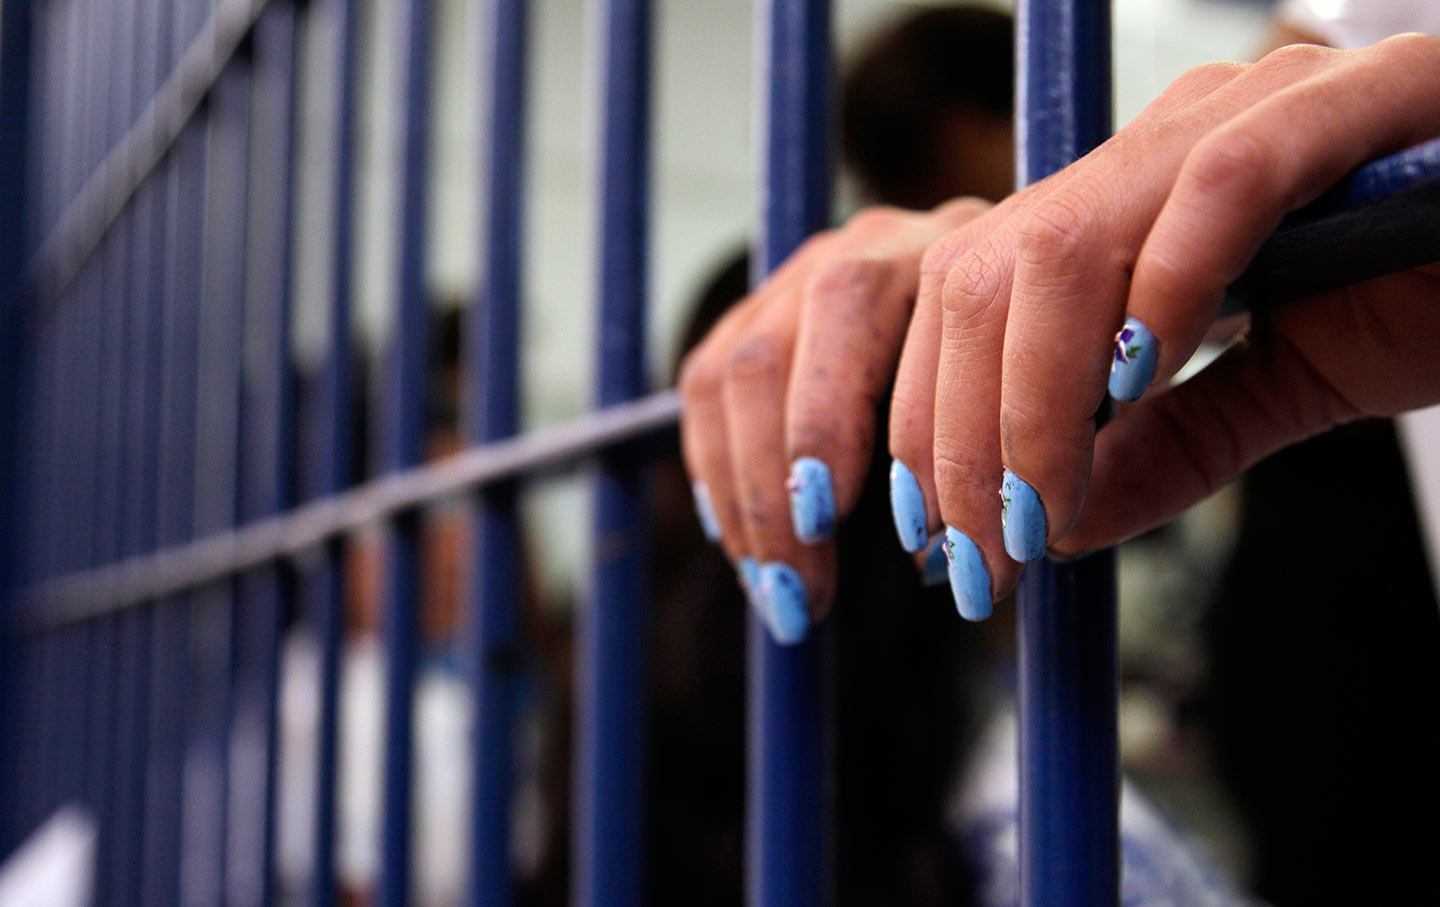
21, 389, 681, 628
22, 0, 276, 304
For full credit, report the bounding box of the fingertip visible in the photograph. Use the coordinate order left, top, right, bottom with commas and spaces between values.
759, 562, 810, 645
943, 527, 994, 621
787, 457, 836, 544
889, 459, 930, 553
1000, 469, 1047, 563
1108, 317, 1160, 403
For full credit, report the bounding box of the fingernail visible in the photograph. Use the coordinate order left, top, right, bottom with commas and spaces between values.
1109, 317, 1159, 403
759, 562, 809, 645
738, 557, 764, 616
943, 527, 993, 621
1000, 469, 1047, 563
889, 459, 929, 553
693, 481, 721, 542
921, 535, 949, 586
787, 457, 836, 544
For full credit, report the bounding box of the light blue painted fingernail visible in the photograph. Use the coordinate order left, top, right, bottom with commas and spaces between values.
943, 527, 993, 621
787, 457, 836, 544
759, 562, 809, 645
692, 481, 721, 542
921, 535, 949, 587
1000, 469, 1047, 563
1109, 317, 1159, 403
738, 557, 764, 616
889, 459, 929, 553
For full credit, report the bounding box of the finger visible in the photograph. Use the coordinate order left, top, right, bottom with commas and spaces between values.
723, 305, 837, 643
888, 200, 1017, 556
932, 227, 1026, 620
1126, 35, 1440, 399
996, 51, 1348, 560
678, 299, 764, 562
1056, 268, 1440, 556
786, 201, 988, 544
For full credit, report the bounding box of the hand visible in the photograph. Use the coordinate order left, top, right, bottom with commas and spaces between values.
677, 199, 991, 643
889, 35, 1440, 618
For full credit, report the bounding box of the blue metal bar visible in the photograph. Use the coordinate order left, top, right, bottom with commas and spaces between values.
463, 0, 527, 902
141, 1, 211, 899
1014, 1, 1119, 905
304, 0, 360, 900
574, 1, 651, 903
748, 1, 832, 905
379, 0, 434, 900
186, 53, 254, 907
0, 0, 34, 852
226, 5, 298, 904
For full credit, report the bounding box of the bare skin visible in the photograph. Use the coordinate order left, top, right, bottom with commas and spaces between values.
680, 35, 1440, 630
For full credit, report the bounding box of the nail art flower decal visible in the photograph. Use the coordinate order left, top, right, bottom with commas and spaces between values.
1114, 324, 1144, 365
999, 487, 1012, 525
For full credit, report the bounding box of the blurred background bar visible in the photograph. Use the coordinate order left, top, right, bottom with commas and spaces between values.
377, 0, 434, 899
1015, 0, 1120, 905
748, 1, 833, 905
575, 0, 651, 903
464, 0, 527, 903
301, 0, 360, 901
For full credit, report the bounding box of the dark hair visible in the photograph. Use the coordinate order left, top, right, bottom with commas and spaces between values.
841, 6, 1014, 208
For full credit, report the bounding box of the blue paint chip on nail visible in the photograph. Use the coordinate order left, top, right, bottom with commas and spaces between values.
692, 481, 721, 542
944, 526, 993, 621
759, 562, 809, 645
889, 459, 930, 553
1109, 316, 1159, 403
788, 456, 836, 544
921, 535, 949, 587
1000, 469, 1047, 563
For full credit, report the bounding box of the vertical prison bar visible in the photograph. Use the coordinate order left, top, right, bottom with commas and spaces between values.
305, 0, 361, 900
1015, 0, 1120, 905
0, 0, 34, 854
464, 0, 528, 903
576, 0, 651, 902
748, 1, 832, 905
380, 0, 434, 899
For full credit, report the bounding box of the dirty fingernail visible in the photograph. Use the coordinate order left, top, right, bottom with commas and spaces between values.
759, 562, 809, 645
889, 459, 929, 553
1000, 469, 1046, 563
787, 457, 836, 544
1109, 317, 1159, 403
944, 527, 993, 621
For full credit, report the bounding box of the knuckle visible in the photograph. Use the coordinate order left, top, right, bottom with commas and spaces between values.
1370, 32, 1440, 73
677, 348, 723, 400
1168, 60, 1247, 97
1182, 128, 1270, 198
1014, 189, 1098, 270
806, 256, 891, 304
724, 334, 788, 387
1254, 40, 1336, 74
941, 246, 1007, 319
920, 229, 974, 284
845, 204, 905, 234
934, 195, 991, 224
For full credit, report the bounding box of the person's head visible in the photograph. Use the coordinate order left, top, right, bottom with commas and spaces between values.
842, 5, 1015, 207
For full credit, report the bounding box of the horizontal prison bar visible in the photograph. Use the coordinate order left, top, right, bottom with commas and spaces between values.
21, 390, 682, 627
18, 129, 1440, 630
